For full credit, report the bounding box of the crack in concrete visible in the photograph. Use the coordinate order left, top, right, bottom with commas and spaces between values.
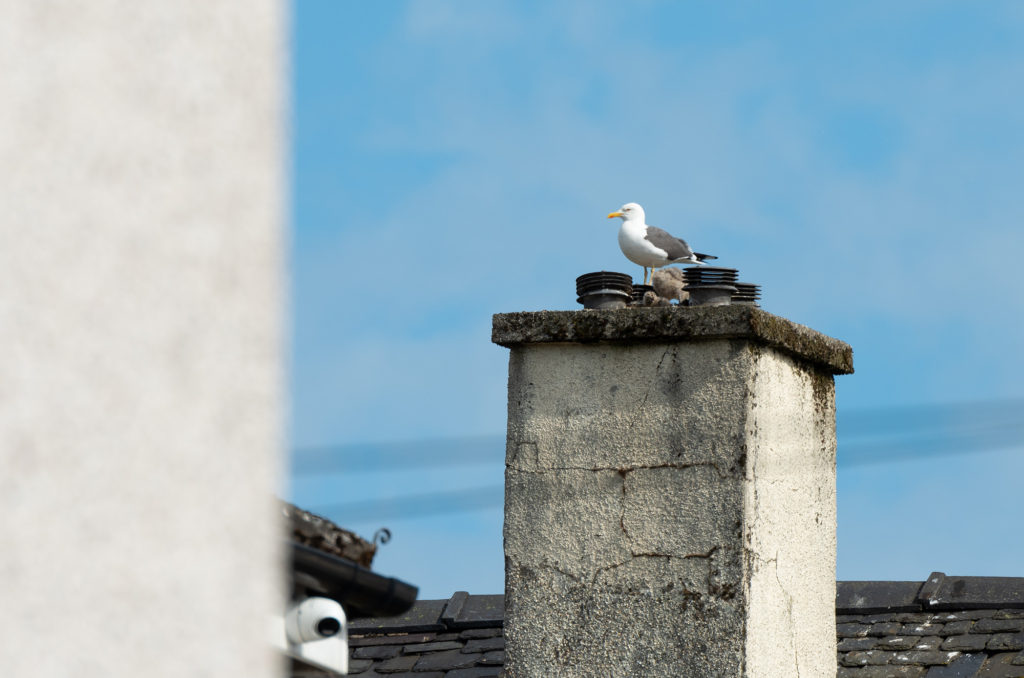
770, 550, 800, 678
598, 552, 724, 583
684, 546, 720, 560
531, 560, 582, 583
507, 461, 727, 474
614, 465, 728, 556
626, 344, 673, 431
618, 468, 630, 544
593, 553, 671, 581
592, 549, 721, 585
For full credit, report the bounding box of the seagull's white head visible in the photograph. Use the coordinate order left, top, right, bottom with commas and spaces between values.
607, 202, 645, 222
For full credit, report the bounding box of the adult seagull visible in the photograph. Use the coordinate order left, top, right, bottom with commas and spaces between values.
607, 202, 717, 285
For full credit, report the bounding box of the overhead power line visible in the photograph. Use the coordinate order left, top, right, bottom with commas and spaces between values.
839, 422, 1024, 466
313, 485, 505, 524
307, 398, 1024, 523
291, 434, 502, 475
314, 431, 1024, 523
837, 397, 1024, 467
838, 397, 1024, 438
293, 397, 1024, 475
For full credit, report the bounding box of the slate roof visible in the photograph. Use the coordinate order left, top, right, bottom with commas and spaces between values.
334, 574, 1024, 678
345, 592, 504, 678
837, 573, 1024, 677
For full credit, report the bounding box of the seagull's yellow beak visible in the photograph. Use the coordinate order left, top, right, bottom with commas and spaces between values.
607, 211, 623, 218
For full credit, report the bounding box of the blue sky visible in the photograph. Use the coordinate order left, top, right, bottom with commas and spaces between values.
289, 1, 1024, 599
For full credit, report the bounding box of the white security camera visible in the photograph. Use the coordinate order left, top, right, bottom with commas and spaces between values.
284, 596, 346, 644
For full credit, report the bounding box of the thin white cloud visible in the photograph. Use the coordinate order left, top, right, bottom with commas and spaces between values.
401, 0, 524, 43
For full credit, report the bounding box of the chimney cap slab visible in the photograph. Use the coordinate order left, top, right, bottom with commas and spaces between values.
492, 305, 853, 375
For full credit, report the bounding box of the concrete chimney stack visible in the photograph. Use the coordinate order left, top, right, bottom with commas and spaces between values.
492, 305, 853, 677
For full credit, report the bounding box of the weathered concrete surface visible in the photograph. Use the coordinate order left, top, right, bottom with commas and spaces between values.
493, 306, 854, 375
497, 308, 847, 677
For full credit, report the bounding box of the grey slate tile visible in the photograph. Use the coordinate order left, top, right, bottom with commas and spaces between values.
916, 637, 944, 651
348, 599, 448, 634
975, 619, 1024, 634
863, 614, 900, 624
843, 650, 897, 666
374, 654, 418, 673
942, 635, 991, 652
877, 636, 924, 651
892, 651, 961, 666
903, 624, 947, 636
838, 666, 926, 677
839, 623, 874, 637
350, 633, 435, 648
935, 612, 985, 623
840, 637, 880, 651
872, 623, 906, 636
433, 632, 462, 641
459, 628, 502, 639
400, 640, 464, 654
931, 610, 999, 621
440, 591, 469, 627
462, 637, 504, 653
347, 658, 373, 674
964, 610, 1000, 620
917, 576, 1010, 612
447, 594, 504, 629
837, 581, 922, 614
479, 650, 505, 666
941, 621, 976, 636
923, 653, 986, 677
353, 645, 401, 660
413, 649, 482, 671
987, 634, 1024, 652
445, 668, 503, 678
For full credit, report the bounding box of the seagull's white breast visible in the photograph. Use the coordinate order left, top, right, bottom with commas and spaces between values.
618, 220, 670, 267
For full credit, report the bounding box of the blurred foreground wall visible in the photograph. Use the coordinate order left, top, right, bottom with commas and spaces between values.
0, 4, 285, 676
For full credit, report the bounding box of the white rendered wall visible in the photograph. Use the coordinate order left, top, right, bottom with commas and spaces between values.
743, 348, 837, 678
0, 4, 285, 677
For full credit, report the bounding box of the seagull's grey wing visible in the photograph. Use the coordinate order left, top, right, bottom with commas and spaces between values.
644, 226, 694, 261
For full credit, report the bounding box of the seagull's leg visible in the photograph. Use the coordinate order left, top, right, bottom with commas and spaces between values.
643, 267, 649, 285
650, 266, 659, 284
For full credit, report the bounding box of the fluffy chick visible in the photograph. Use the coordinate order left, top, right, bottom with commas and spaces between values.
641, 290, 670, 307
651, 267, 688, 304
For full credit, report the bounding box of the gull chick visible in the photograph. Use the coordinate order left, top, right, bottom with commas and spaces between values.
607, 202, 717, 285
